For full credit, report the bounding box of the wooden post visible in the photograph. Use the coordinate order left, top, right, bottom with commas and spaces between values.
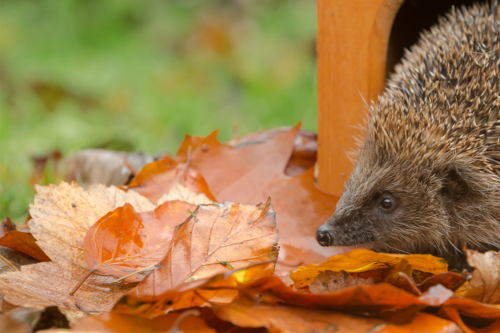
317, 0, 404, 196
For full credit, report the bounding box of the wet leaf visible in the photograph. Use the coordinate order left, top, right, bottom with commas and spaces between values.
442, 297, 500, 320
0, 217, 50, 262
177, 125, 338, 270
127, 155, 216, 204
464, 249, 500, 304
130, 200, 278, 298
84, 201, 195, 282
290, 248, 448, 288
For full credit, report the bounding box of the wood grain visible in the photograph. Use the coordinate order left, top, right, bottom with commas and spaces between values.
317, 0, 404, 195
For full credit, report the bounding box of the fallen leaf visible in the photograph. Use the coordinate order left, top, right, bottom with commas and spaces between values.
115, 262, 275, 318
0, 217, 50, 262
290, 248, 449, 288
40, 310, 215, 333
464, 249, 500, 304
65, 149, 154, 186
441, 307, 475, 333
84, 200, 195, 282
157, 183, 212, 205
0, 314, 29, 333
378, 312, 461, 333
227, 127, 318, 176
130, 200, 278, 298
0, 262, 134, 312
28, 182, 155, 277
127, 155, 216, 204
211, 295, 389, 333
6, 306, 70, 332
177, 125, 338, 270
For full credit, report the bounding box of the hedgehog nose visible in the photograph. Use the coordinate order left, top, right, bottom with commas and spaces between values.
316, 225, 333, 247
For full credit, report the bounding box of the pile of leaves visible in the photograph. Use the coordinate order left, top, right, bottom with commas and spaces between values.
0, 126, 499, 333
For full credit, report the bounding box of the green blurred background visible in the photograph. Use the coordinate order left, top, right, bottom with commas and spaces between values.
0, 0, 317, 221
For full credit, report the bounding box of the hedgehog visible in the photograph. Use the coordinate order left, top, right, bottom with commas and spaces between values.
316, 1, 500, 269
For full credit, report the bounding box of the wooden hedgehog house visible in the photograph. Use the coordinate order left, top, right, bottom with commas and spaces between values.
317, 0, 490, 196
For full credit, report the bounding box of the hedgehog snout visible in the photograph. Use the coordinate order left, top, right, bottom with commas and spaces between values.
316, 224, 334, 247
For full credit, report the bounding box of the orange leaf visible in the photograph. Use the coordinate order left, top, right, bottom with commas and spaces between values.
127, 155, 216, 203
0, 217, 50, 262
130, 200, 278, 298
442, 297, 500, 320
115, 262, 276, 318
178, 125, 339, 270
46, 310, 215, 333
290, 248, 449, 288
378, 312, 461, 333
84, 201, 195, 282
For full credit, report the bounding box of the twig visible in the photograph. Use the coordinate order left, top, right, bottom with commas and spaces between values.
0, 253, 20, 271
123, 158, 138, 176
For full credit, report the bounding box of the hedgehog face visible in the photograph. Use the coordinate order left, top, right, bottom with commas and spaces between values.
316, 152, 449, 255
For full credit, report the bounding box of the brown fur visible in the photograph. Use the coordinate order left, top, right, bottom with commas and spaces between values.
317, 1, 500, 269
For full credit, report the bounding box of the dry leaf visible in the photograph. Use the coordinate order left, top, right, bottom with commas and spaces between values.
157, 183, 212, 205
39, 310, 215, 333
227, 127, 318, 176
28, 182, 154, 276
0, 262, 133, 312
175, 125, 339, 270
65, 149, 154, 186
290, 248, 449, 288
115, 262, 276, 318
127, 155, 216, 204
84, 201, 195, 282
130, 200, 278, 298
0, 217, 50, 262
213, 296, 461, 333
211, 295, 389, 333
0, 182, 154, 312
464, 249, 500, 304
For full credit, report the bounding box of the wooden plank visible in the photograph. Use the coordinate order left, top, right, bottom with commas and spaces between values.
317, 0, 404, 196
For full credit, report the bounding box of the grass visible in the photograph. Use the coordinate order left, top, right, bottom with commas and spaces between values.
0, 0, 318, 221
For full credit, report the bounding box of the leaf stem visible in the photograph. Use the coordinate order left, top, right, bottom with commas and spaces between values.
110, 264, 156, 283
0, 253, 20, 271
69, 269, 96, 296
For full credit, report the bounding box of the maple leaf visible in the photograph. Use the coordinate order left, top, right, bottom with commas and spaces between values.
0, 217, 50, 262
290, 248, 449, 289
130, 200, 278, 298
173, 125, 339, 270
464, 249, 500, 304
84, 200, 196, 282
126, 155, 216, 204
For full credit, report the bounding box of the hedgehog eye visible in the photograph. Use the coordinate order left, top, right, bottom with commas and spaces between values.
378, 193, 397, 213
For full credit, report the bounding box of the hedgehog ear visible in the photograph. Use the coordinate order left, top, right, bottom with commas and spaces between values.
440, 167, 470, 204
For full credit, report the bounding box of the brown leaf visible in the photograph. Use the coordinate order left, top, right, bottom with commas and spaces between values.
130, 200, 278, 298
28, 182, 155, 276
6, 306, 69, 331
211, 295, 389, 333
290, 248, 449, 289
227, 127, 318, 176
115, 262, 276, 318
127, 155, 216, 204
65, 149, 154, 186
40, 310, 215, 333
0, 314, 29, 333
0, 183, 154, 312
212, 296, 461, 333
0, 262, 134, 312
157, 183, 213, 205
464, 249, 500, 304
0, 217, 50, 262
177, 125, 338, 270
84, 201, 195, 282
